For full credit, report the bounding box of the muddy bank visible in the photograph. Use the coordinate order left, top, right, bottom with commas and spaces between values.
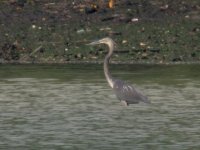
0, 0, 200, 64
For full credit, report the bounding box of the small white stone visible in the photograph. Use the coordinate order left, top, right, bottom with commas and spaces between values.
77, 29, 85, 34
32, 25, 36, 29
122, 40, 127, 44
140, 42, 146, 47
131, 18, 139, 22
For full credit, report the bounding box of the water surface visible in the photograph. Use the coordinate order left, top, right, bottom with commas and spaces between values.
0, 64, 199, 149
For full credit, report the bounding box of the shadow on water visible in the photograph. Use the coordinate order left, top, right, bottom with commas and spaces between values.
0, 64, 199, 149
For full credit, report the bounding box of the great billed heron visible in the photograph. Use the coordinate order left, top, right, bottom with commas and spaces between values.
88, 37, 150, 106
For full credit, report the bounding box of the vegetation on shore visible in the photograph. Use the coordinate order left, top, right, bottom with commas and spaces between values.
0, 0, 200, 64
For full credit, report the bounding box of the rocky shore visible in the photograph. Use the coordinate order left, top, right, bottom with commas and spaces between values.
0, 0, 200, 64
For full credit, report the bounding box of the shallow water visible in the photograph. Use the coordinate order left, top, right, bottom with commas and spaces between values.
0, 64, 199, 150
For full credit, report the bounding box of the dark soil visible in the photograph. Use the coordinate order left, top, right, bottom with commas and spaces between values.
0, 0, 200, 64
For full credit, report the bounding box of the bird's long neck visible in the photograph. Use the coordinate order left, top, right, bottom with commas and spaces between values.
104, 42, 114, 88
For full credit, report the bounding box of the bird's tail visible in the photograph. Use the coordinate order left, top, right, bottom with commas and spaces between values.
142, 96, 151, 104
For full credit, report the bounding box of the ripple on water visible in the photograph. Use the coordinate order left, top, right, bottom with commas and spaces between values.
0, 78, 199, 149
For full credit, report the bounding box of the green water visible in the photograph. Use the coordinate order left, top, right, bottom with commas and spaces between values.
0, 64, 199, 150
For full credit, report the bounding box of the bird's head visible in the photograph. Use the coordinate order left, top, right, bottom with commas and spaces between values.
87, 37, 115, 47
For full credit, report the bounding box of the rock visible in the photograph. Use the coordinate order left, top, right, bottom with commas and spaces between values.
139, 42, 147, 47
172, 57, 183, 62
141, 52, 148, 59
74, 53, 83, 59
90, 56, 97, 59
77, 29, 85, 34
0, 42, 20, 61
131, 18, 139, 22
122, 40, 128, 44
85, 6, 98, 14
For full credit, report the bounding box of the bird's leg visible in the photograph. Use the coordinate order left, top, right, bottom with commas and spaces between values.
121, 100, 128, 106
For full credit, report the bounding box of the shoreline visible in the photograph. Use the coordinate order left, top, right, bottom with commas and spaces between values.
0, 60, 200, 65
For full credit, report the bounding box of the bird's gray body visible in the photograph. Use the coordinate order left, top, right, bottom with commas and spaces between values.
113, 79, 149, 105
88, 37, 150, 105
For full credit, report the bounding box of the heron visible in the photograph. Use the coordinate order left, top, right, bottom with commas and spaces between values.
88, 37, 150, 106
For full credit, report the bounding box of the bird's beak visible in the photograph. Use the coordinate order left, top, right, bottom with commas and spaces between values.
87, 40, 101, 46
